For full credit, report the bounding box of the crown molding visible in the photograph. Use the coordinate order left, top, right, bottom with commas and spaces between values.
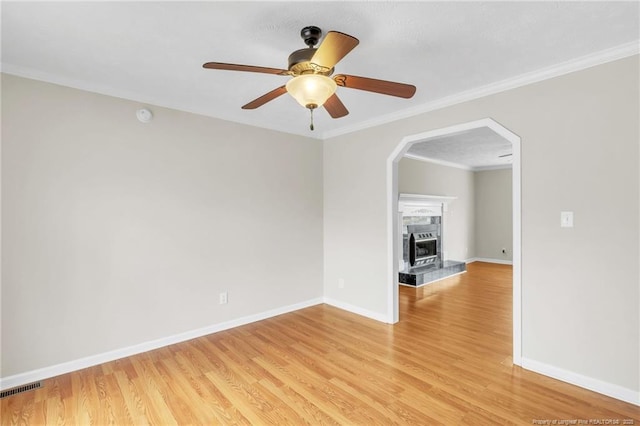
0, 62, 318, 140
403, 153, 512, 172
2, 41, 638, 142
403, 153, 474, 171
473, 164, 513, 172
321, 41, 640, 140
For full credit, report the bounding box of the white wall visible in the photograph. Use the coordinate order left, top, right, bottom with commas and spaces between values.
323, 56, 639, 394
474, 168, 512, 261
1, 74, 324, 378
398, 158, 475, 261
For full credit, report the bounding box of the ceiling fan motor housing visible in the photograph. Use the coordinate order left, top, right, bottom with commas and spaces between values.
288, 48, 333, 76
287, 26, 334, 76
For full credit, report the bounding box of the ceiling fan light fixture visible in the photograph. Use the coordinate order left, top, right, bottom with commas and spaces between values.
286, 74, 337, 109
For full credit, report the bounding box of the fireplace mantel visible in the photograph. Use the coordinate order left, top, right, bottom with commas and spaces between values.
398, 193, 457, 213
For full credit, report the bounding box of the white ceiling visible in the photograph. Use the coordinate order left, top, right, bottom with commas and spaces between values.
406, 127, 512, 170
2, 1, 639, 141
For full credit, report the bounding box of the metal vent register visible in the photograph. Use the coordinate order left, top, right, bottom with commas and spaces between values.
0, 381, 42, 399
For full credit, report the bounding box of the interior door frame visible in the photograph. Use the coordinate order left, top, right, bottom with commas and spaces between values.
386, 117, 522, 366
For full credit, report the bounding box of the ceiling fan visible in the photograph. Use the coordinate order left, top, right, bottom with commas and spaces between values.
203, 26, 416, 130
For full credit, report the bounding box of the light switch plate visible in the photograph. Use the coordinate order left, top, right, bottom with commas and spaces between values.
560, 211, 574, 228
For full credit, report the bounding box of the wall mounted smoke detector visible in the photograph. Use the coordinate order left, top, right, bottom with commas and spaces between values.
136, 108, 153, 123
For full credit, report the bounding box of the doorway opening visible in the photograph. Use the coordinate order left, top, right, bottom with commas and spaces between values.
386, 118, 522, 365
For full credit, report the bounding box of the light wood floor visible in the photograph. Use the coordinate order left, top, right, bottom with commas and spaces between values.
2, 262, 639, 425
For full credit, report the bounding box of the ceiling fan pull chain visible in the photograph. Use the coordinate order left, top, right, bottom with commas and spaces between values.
309, 108, 314, 131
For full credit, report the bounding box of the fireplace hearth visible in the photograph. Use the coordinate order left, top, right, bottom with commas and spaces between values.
399, 259, 466, 286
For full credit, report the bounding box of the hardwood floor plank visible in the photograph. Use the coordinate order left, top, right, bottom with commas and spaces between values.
130, 358, 178, 425
327, 377, 408, 424
101, 372, 135, 425
258, 377, 339, 425
2, 262, 638, 425
203, 369, 277, 425
251, 357, 357, 425
192, 372, 252, 425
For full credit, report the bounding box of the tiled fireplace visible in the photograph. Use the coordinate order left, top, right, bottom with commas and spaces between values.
398, 194, 466, 287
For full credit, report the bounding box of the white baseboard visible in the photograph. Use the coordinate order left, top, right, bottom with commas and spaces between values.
5, 299, 636, 407
466, 257, 513, 265
0, 297, 324, 391
521, 357, 639, 406
323, 297, 390, 323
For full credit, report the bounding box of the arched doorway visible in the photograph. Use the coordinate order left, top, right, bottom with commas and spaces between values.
386, 117, 522, 365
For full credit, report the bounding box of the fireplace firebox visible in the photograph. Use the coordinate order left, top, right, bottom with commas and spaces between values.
407, 223, 441, 268
410, 234, 437, 265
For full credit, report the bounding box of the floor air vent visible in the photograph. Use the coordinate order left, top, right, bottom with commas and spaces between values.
0, 381, 42, 399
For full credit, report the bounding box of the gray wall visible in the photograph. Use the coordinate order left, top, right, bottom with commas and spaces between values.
323, 56, 639, 392
1, 74, 324, 377
398, 157, 475, 261
475, 168, 512, 261
2, 55, 638, 400
398, 160, 512, 263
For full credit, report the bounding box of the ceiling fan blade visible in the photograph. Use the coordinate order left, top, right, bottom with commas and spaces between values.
241, 86, 288, 110
334, 74, 416, 98
310, 31, 359, 70
324, 93, 349, 118
203, 62, 289, 76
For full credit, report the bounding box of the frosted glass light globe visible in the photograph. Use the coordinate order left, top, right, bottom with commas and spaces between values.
286, 74, 337, 109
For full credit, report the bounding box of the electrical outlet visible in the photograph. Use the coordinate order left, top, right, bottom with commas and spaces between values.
219, 292, 228, 305
338, 278, 345, 289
